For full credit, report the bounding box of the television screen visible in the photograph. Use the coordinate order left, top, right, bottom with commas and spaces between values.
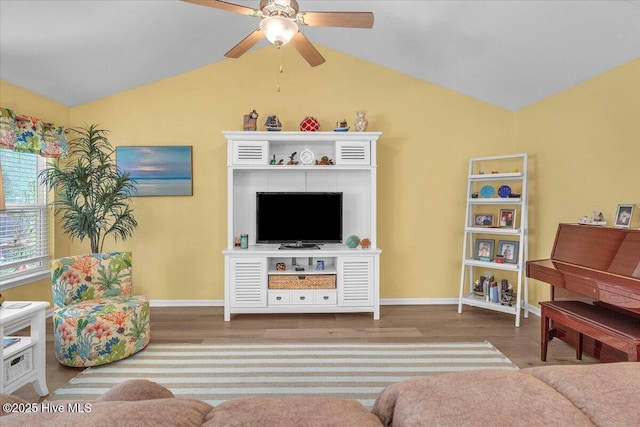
256, 192, 343, 245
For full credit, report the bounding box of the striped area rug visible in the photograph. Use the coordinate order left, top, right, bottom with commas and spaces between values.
50, 342, 517, 408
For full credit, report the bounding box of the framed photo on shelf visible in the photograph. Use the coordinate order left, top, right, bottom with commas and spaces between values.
473, 213, 494, 227
614, 204, 634, 228
474, 238, 495, 260
497, 240, 519, 264
499, 209, 516, 228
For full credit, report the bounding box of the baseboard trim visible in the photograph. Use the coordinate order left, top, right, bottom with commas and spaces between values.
381, 298, 540, 318
149, 299, 224, 307
147, 298, 540, 317
380, 298, 458, 305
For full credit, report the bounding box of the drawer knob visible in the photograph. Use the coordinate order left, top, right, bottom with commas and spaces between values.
323, 296, 329, 300
276, 296, 282, 301
299, 296, 306, 301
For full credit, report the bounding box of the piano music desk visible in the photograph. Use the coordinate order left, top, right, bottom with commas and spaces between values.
540, 300, 640, 362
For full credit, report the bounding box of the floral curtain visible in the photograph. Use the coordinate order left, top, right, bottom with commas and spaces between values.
0, 107, 67, 158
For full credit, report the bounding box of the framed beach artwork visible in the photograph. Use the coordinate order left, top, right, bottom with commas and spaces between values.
116, 146, 193, 196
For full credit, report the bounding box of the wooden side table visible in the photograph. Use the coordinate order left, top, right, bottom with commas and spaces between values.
0, 301, 50, 396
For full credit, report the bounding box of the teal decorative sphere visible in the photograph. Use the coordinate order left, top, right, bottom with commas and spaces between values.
345, 235, 361, 248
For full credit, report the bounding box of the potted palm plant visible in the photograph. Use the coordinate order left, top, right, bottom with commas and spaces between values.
39, 124, 137, 253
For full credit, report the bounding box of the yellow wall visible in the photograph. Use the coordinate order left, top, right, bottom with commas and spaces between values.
68, 45, 512, 301
0, 80, 71, 303
2, 50, 637, 307
516, 58, 640, 304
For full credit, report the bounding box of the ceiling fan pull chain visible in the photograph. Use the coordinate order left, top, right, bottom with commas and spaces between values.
276, 47, 284, 92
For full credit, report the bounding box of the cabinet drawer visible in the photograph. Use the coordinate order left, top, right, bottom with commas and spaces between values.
290, 291, 314, 305
268, 292, 290, 305
315, 291, 337, 305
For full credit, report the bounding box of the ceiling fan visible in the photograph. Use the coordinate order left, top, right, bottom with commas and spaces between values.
183, 0, 374, 67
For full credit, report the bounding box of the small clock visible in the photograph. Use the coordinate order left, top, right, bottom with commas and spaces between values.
300, 146, 315, 165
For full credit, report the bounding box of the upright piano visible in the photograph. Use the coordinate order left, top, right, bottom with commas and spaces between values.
526, 223, 640, 361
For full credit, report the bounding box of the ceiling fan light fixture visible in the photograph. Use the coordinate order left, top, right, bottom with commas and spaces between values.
260, 15, 298, 47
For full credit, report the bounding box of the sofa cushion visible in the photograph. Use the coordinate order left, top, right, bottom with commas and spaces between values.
204, 396, 383, 427
0, 398, 214, 427
372, 369, 595, 427
97, 379, 175, 401
524, 362, 640, 426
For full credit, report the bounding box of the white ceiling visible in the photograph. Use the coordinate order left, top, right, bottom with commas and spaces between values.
1, 0, 639, 111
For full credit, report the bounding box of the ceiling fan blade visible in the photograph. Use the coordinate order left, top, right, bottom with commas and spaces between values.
291, 32, 325, 67
182, 0, 259, 17
297, 12, 374, 28
225, 29, 265, 58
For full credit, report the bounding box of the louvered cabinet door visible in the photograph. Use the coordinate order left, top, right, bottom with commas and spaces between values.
335, 141, 370, 165
338, 257, 374, 306
232, 141, 269, 165
229, 258, 267, 307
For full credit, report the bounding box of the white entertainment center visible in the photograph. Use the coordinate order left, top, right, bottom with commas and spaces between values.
223, 131, 382, 321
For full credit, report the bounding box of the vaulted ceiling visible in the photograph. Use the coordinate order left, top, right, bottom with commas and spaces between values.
1, 0, 638, 111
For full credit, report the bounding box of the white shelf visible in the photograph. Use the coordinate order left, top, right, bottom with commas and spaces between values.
465, 227, 522, 235
231, 165, 375, 170
458, 154, 529, 327
268, 265, 338, 276
467, 198, 522, 204
469, 172, 523, 181
462, 258, 520, 271
2, 337, 34, 360
459, 294, 518, 315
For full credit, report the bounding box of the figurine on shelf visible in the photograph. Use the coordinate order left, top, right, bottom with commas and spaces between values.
243, 109, 258, 131
287, 152, 299, 165
473, 276, 486, 297
315, 156, 334, 165
265, 115, 282, 131
577, 208, 606, 226
334, 119, 349, 131
500, 281, 515, 306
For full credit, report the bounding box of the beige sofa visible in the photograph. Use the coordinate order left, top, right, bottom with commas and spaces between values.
1, 362, 638, 426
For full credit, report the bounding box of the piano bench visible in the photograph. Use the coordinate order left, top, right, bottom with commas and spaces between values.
540, 300, 640, 362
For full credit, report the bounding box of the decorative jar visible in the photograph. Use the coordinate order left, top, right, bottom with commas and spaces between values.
354, 111, 368, 132
300, 116, 320, 132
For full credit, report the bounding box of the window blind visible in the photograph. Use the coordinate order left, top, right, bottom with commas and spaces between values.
0, 149, 49, 285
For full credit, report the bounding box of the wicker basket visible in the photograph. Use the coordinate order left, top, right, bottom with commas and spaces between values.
4, 347, 33, 385
268, 274, 336, 289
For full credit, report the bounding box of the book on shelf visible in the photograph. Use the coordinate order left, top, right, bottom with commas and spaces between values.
3, 337, 20, 349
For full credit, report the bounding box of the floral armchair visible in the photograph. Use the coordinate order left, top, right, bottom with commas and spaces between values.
51, 252, 150, 367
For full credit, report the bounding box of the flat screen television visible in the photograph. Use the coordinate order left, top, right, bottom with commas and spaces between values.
256, 192, 343, 248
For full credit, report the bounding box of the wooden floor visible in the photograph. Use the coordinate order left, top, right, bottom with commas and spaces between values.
11, 304, 596, 402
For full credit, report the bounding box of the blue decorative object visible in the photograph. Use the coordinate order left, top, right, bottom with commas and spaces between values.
480, 185, 495, 198
498, 185, 512, 198
345, 235, 361, 248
